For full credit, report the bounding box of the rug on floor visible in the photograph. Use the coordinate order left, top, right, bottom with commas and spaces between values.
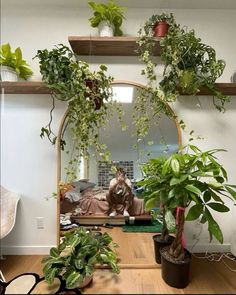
122, 220, 175, 233
0, 273, 82, 294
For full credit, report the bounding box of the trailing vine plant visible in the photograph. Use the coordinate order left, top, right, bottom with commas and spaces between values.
35, 44, 124, 182
137, 12, 229, 113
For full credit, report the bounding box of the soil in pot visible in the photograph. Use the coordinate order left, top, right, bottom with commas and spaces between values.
153, 234, 175, 264
160, 246, 191, 288
153, 21, 169, 37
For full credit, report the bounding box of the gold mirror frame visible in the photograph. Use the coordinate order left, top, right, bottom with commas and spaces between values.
56, 80, 182, 244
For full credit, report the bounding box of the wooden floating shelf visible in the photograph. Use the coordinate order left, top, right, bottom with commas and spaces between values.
1, 81, 50, 94
1, 81, 236, 96
68, 36, 161, 56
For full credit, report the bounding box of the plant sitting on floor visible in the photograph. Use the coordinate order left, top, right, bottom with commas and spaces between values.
137, 13, 229, 112
139, 144, 236, 261
88, 0, 126, 36
140, 157, 175, 242
42, 227, 120, 289
35, 44, 123, 181
0, 43, 33, 80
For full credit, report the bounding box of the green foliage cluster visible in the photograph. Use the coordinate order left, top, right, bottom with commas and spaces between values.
0, 43, 33, 80
43, 227, 119, 289
88, 0, 125, 36
139, 144, 236, 259
138, 13, 229, 112
35, 44, 123, 181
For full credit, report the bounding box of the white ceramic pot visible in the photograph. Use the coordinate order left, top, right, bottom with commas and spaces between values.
98, 21, 114, 37
1, 66, 18, 81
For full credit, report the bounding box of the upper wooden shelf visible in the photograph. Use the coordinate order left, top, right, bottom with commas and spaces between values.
1, 81, 236, 96
68, 36, 161, 56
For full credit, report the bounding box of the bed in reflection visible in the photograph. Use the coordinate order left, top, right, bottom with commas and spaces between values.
60, 180, 146, 216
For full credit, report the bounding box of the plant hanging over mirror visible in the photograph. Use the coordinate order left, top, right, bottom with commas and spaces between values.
35, 44, 123, 182
137, 13, 230, 112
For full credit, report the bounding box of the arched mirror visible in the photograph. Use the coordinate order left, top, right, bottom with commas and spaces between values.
57, 81, 181, 242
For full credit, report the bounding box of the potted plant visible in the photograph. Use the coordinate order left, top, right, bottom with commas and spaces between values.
139, 144, 236, 288
42, 227, 120, 289
35, 44, 123, 182
139, 157, 175, 264
137, 13, 230, 112
88, 0, 126, 36
141, 13, 176, 38
139, 157, 176, 264
0, 43, 33, 81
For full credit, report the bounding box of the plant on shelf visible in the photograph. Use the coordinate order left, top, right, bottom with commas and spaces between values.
0, 43, 33, 81
137, 13, 230, 112
88, 0, 126, 36
138, 144, 236, 288
42, 227, 120, 289
141, 12, 175, 38
35, 44, 123, 182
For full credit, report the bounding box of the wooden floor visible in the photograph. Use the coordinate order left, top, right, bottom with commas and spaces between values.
1, 227, 236, 294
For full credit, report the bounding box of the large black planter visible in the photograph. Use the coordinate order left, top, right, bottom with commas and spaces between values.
160, 246, 191, 288
153, 234, 175, 264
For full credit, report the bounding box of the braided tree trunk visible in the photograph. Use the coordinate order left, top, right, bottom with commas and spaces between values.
160, 207, 169, 241
169, 208, 185, 261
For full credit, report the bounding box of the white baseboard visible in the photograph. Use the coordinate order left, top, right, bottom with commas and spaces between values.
186, 243, 231, 253
0, 245, 56, 255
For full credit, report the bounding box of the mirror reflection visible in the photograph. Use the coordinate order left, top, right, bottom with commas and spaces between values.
59, 82, 181, 231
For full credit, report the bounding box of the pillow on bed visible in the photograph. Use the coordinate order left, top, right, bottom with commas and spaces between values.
72, 180, 96, 192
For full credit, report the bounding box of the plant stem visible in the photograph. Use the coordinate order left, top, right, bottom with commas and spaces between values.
169, 208, 185, 260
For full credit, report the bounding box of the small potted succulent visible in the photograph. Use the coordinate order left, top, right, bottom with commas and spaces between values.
42, 227, 120, 289
88, 0, 126, 36
140, 144, 236, 288
0, 43, 33, 81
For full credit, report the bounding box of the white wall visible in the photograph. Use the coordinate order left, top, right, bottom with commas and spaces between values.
1, 0, 236, 253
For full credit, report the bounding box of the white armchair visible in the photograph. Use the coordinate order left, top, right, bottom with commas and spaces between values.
0, 186, 21, 282
0, 186, 21, 240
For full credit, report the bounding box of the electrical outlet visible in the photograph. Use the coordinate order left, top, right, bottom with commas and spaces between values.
36, 217, 45, 229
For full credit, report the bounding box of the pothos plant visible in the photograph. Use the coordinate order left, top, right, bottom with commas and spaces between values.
137, 13, 229, 113
138, 144, 236, 261
35, 44, 124, 182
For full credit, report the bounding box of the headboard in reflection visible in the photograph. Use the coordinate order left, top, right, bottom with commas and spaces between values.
57, 81, 181, 239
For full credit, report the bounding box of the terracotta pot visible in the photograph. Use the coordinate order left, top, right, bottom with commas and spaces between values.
77, 275, 93, 289
153, 234, 175, 264
153, 21, 169, 37
160, 246, 191, 288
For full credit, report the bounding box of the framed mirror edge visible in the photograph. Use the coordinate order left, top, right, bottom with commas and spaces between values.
56, 80, 182, 245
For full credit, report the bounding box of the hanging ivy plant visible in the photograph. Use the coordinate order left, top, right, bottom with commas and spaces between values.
35, 44, 124, 182
137, 13, 229, 112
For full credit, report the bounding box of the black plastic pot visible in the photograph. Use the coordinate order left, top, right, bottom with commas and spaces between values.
160, 246, 191, 288
153, 234, 175, 264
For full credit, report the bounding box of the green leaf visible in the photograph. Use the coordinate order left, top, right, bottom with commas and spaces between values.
66, 272, 81, 289
170, 174, 188, 186
165, 210, 176, 231
171, 158, 180, 176
50, 247, 59, 258
203, 191, 211, 203
207, 202, 229, 212
185, 184, 201, 195
185, 204, 203, 221
205, 208, 223, 244
145, 197, 159, 211
225, 185, 236, 200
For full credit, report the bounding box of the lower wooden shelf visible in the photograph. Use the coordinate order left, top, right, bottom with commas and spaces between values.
1, 81, 236, 95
